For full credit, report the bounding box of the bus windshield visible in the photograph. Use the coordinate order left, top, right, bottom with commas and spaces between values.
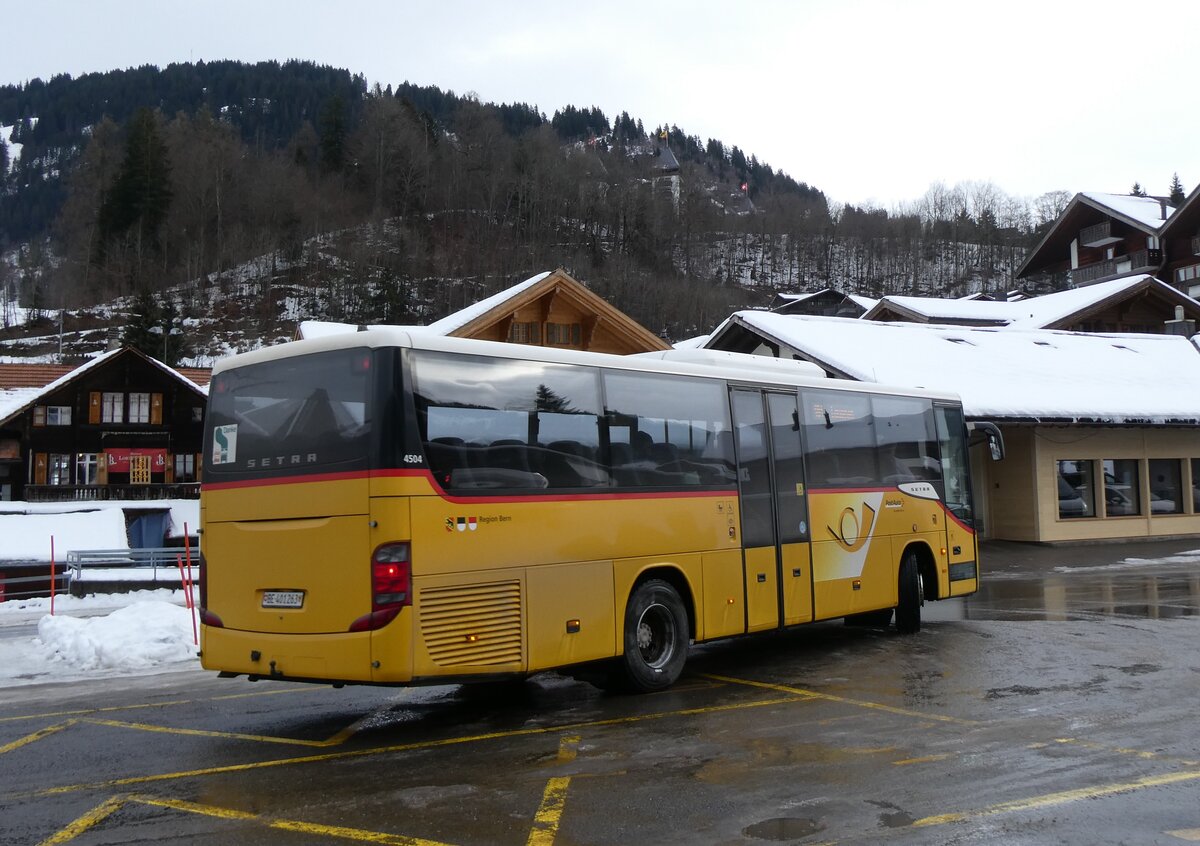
205, 349, 373, 476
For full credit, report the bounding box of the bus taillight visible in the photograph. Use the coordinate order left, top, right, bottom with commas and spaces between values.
349, 542, 411, 632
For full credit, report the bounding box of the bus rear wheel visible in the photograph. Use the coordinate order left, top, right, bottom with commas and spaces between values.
618, 579, 689, 692
896, 551, 923, 634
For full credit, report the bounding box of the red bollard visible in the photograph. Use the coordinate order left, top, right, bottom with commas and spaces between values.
177, 554, 198, 645
50, 536, 56, 616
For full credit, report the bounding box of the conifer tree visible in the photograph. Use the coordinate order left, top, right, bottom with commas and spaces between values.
1129, 182, 1146, 197
319, 95, 348, 173
96, 107, 172, 287
1168, 173, 1186, 206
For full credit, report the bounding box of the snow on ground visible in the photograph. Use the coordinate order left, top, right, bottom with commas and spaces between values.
1052, 548, 1200, 573
0, 499, 200, 562
0, 508, 128, 560
0, 590, 200, 687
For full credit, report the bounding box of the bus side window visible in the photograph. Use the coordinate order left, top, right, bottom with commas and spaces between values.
602, 370, 735, 489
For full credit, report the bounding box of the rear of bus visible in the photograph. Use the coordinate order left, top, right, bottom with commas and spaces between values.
200, 338, 418, 684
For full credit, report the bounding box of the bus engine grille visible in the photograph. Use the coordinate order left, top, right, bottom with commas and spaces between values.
419, 580, 524, 667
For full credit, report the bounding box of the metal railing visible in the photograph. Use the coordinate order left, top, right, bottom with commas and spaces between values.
23, 483, 201, 503
66, 547, 197, 584
0, 568, 70, 601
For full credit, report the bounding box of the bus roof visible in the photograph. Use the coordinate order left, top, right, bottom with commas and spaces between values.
210, 330, 963, 404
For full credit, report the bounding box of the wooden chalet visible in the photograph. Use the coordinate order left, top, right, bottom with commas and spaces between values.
0, 348, 210, 502
770, 288, 875, 318
300, 268, 672, 355
1159, 184, 1200, 299
860, 275, 1200, 335
1017, 192, 1174, 288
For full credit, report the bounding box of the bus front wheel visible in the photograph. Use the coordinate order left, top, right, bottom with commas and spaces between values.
896, 552, 923, 634
618, 579, 689, 692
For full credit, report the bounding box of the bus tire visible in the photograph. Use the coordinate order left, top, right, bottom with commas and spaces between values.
618, 579, 689, 693
896, 552, 923, 634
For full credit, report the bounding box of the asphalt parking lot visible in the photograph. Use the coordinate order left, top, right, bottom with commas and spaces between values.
2, 539, 1200, 845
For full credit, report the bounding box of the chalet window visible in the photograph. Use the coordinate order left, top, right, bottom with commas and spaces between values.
175, 453, 196, 482
32, 406, 45, 427
129, 392, 151, 424
48, 454, 72, 485
76, 453, 99, 486
46, 406, 72, 426
507, 321, 541, 344
102, 392, 124, 424
1175, 264, 1199, 283
192, 406, 204, 423
546, 323, 581, 346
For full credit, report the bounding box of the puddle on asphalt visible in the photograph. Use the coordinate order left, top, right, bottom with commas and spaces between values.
927, 571, 1200, 621
743, 817, 825, 841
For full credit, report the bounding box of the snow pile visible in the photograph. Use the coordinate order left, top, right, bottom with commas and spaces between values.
0, 508, 129, 560
0, 590, 199, 687
35, 601, 196, 671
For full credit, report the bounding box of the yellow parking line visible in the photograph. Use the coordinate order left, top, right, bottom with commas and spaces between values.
912, 768, 1200, 827
0, 720, 76, 756
1166, 828, 1200, 841
526, 777, 571, 846
35, 796, 126, 846
557, 735, 581, 763
82, 717, 337, 747
25, 696, 800, 799
892, 753, 952, 766
130, 794, 458, 845
702, 673, 978, 726
0, 686, 314, 724
1052, 737, 1200, 766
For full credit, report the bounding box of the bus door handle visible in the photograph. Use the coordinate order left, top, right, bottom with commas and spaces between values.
792, 568, 802, 577
756, 573, 766, 583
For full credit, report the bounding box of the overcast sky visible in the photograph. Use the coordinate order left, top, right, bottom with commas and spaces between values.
3, 0, 1197, 209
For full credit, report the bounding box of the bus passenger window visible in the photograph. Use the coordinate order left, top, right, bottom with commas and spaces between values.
411, 351, 604, 492
602, 370, 735, 488
800, 390, 879, 488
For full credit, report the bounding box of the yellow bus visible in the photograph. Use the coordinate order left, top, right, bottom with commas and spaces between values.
199, 332, 1001, 692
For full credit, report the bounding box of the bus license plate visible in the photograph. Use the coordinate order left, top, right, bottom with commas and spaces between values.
262, 590, 305, 609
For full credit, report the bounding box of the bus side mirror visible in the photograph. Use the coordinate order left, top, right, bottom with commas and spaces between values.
968, 422, 1005, 461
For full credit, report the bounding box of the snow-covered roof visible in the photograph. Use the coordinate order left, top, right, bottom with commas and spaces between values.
709, 311, 1200, 424
0, 387, 41, 422
672, 334, 710, 350
296, 320, 425, 340
867, 275, 1196, 330
0, 348, 207, 426
1080, 192, 1174, 230
296, 273, 559, 343
847, 294, 879, 311
425, 271, 552, 335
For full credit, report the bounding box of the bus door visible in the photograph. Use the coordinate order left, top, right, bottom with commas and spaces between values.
731, 389, 814, 632
935, 404, 978, 596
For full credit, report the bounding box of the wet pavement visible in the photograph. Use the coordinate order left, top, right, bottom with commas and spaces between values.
2, 538, 1200, 845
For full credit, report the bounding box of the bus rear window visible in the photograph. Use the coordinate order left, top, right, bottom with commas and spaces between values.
205, 349, 372, 476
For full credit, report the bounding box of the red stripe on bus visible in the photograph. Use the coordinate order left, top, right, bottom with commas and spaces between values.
203, 468, 733, 502
203, 470, 375, 490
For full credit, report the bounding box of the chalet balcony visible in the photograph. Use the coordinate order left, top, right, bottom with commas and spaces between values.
1073, 248, 1162, 285
1080, 221, 1121, 248
23, 483, 200, 503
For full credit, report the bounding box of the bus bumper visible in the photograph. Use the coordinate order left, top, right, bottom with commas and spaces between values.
200, 625, 378, 683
